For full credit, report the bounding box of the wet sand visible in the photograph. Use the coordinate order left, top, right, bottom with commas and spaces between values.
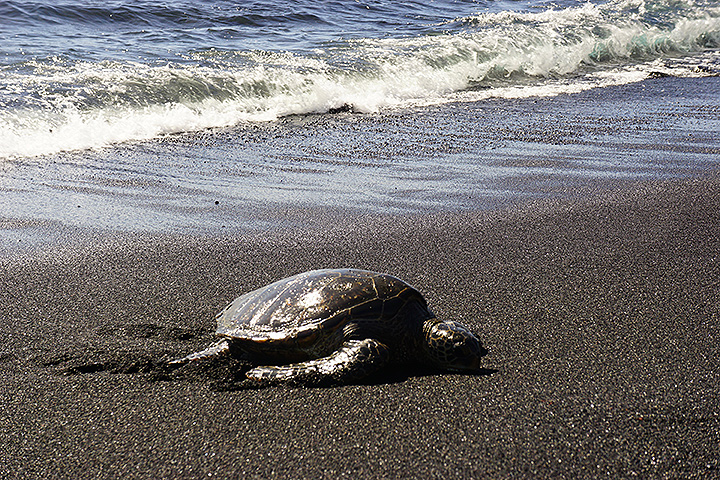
1, 173, 719, 478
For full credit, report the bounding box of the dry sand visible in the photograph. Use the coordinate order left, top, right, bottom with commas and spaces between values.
1, 174, 719, 478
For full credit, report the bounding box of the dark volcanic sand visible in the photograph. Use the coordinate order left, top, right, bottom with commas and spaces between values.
1, 175, 719, 478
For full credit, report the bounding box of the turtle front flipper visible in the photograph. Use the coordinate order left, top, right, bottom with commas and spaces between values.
246, 339, 390, 386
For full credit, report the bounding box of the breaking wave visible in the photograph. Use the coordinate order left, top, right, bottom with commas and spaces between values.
1, 0, 719, 158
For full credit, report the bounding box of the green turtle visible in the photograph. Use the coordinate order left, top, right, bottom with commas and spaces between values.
171, 269, 486, 386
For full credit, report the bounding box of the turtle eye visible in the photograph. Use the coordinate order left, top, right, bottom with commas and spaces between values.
453, 332, 468, 346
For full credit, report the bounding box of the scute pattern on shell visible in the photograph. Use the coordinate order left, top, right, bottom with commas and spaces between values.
215, 269, 424, 343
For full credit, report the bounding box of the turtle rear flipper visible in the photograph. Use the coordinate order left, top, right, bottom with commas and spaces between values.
169, 339, 231, 365
246, 339, 390, 386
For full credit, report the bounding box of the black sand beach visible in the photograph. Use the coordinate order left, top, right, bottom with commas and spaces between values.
2, 76, 720, 478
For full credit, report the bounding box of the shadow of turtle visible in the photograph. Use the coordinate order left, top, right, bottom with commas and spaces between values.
41, 348, 497, 391
212, 365, 498, 391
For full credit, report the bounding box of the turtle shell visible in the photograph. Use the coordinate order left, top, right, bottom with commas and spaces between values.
215, 269, 432, 359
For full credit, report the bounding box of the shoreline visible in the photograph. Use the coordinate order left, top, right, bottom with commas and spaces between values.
1, 173, 719, 478
2, 75, 719, 248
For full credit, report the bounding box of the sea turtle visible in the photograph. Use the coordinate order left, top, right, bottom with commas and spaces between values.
171, 269, 486, 386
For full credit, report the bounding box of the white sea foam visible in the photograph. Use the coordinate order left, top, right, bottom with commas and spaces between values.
1, 0, 718, 159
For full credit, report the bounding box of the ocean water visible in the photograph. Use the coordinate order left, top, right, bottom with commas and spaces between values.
2, 0, 719, 159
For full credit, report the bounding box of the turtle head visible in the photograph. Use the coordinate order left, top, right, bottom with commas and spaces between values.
423, 319, 486, 371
